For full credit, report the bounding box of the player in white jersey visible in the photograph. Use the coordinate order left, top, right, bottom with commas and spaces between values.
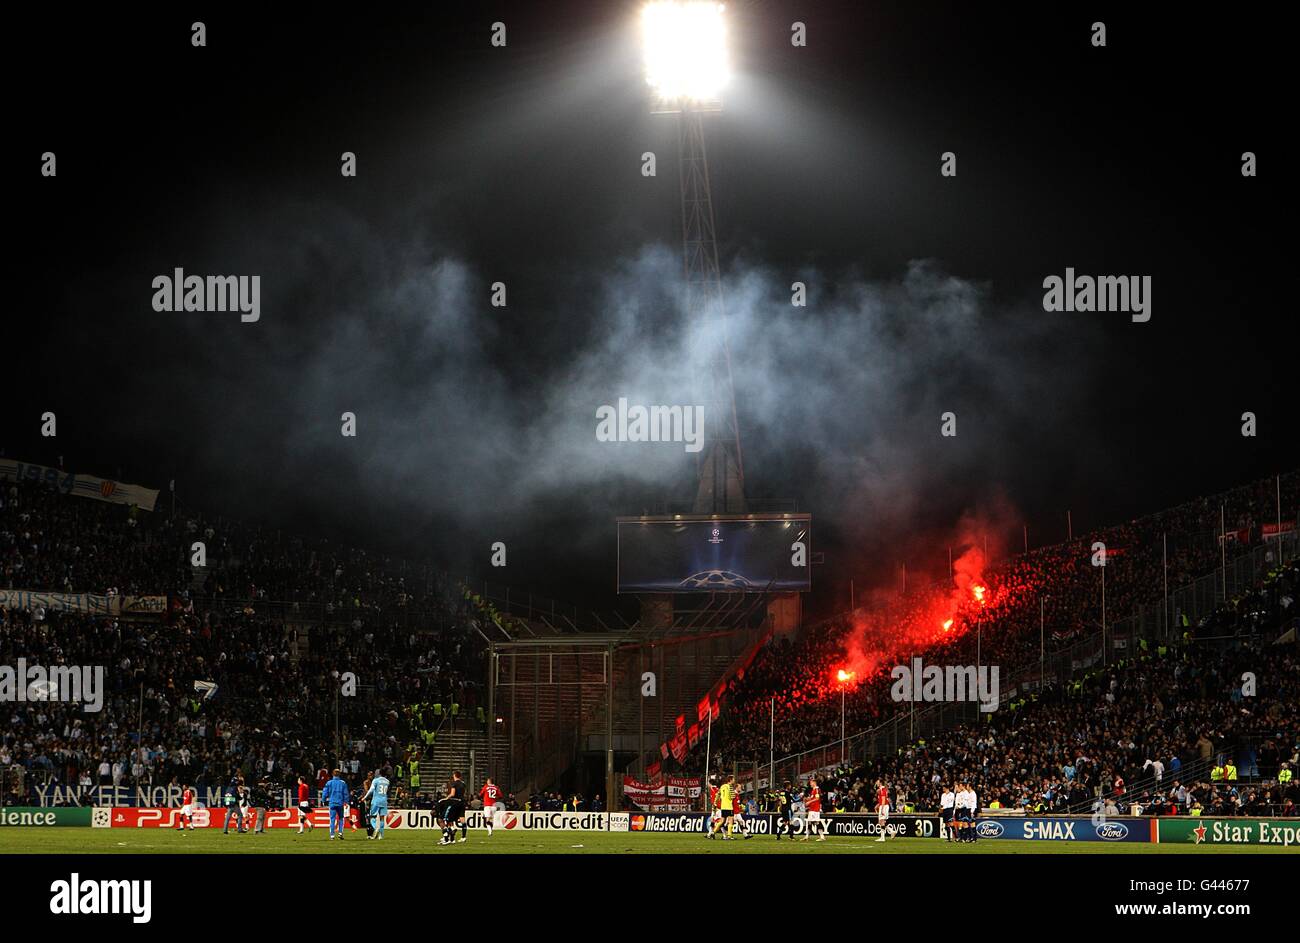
964, 785, 979, 844
939, 784, 956, 841
954, 781, 977, 843
956, 783, 970, 843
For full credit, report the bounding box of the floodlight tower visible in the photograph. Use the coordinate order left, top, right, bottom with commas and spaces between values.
643, 1, 745, 514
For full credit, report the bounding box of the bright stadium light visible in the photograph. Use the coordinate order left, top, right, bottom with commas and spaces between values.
642, 1, 731, 109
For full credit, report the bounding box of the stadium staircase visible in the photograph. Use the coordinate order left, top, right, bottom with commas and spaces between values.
419, 725, 508, 795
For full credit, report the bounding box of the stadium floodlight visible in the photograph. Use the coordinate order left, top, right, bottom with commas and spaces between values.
642, 1, 731, 111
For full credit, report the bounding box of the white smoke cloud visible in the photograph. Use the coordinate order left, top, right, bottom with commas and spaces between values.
135, 201, 1097, 575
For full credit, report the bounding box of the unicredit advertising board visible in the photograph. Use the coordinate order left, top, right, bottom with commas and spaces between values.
91, 807, 627, 832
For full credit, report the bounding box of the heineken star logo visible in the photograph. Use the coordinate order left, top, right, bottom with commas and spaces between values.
1192, 823, 1207, 844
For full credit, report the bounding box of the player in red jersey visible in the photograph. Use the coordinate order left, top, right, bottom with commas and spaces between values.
802, 777, 826, 842
706, 779, 722, 839
177, 785, 196, 831
480, 777, 503, 836
875, 779, 891, 842
731, 786, 752, 839
296, 776, 316, 834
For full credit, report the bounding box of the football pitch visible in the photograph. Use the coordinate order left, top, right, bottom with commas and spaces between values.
0, 829, 1290, 854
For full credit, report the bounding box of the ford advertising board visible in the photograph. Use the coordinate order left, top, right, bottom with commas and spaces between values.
973, 816, 1153, 842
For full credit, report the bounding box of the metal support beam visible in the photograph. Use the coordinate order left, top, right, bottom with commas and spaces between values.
486, 641, 495, 784
606, 642, 616, 812
678, 108, 745, 514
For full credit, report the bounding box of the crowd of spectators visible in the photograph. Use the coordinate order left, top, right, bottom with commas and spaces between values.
697, 472, 1298, 776
1, 478, 187, 597
1, 474, 496, 806
2, 467, 1296, 814
0, 601, 490, 804
523, 791, 605, 812
2, 473, 507, 639
787, 637, 1298, 818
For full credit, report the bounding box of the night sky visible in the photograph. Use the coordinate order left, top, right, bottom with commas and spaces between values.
10, 2, 1294, 618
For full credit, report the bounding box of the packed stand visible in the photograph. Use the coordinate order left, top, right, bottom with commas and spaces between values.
759, 638, 1299, 818
0, 471, 497, 806
696, 472, 1298, 769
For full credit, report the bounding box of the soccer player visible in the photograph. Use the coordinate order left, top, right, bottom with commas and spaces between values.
874, 779, 890, 842
435, 786, 454, 844
775, 781, 794, 841
238, 785, 253, 835
731, 785, 752, 839
803, 776, 825, 841
790, 784, 808, 840
361, 767, 391, 840
965, 782, 979, 844
715, 776, 736, 840
177, 785, 196, 832
354, 777, 371, 836
705, 777, 721, 839
321, 768, 350, 840
480, 777, 502, 836
296, 776, 316, 833
955, 780, 976, 843
952, 780, 968, 843
438, 771, 468, 845
939, 782, 956, 842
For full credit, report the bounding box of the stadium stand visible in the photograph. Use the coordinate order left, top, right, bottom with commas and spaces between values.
681, 473, 1298, 819
2, 468, 1296, 818
770, 632, 1298, 818
1, 473, 492, 805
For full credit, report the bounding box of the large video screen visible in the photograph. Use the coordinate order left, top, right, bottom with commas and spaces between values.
616, 515, 811, 594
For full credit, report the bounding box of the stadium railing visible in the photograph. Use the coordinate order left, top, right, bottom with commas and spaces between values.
1062, 757, 1215, 815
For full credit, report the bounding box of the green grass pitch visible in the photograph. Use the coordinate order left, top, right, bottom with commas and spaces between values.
1, 829, 1290, 854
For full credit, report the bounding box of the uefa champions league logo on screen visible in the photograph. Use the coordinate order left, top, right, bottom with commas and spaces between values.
679, 570, 751, 590
679, 522, 750, 589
